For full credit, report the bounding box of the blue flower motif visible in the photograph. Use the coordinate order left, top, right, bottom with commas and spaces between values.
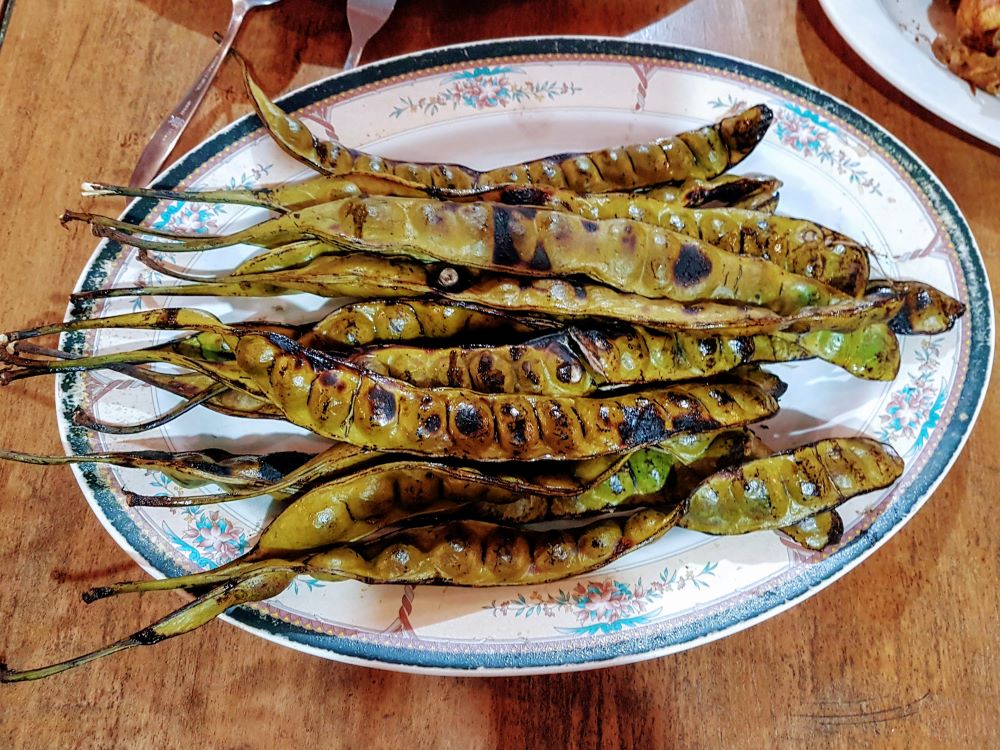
782, 102, 837, 133
449, 66, 519, 81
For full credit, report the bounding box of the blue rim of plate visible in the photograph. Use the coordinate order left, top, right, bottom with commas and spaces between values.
60, 37, 993, 673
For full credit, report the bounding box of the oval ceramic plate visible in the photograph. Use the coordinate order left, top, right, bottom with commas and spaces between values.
61, 38, 992, 674
819, 0, 1000, 149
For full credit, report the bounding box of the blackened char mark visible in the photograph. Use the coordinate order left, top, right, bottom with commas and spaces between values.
521, 363, 541, 387
725, 104, 774, 156
131, 626, 167, 646
889, 287, 937, 335
697, 337, 718, 357
572, 328, 613, 353
492, 207, 519, 266
547, 402, 572, 441
555, 361, 578, 383
617, 402, 668, 447
500, 404, 529, 445
662, 390, 719, 433
498, 186, 550, 206
674, 243, 713, 287
492, 206, 536, 267
345, 199, 370, 238
417, 413, 442, 439
509, 417, 528, 444
672, 411, 719, 433
913, 288, 933, 311
707, 387, 736, 407
702, 177, 765, 206
727, 336, 755, 361
454, 401, 487, 437
263, 332, 341, 371
367, 384, 397, 427
530, 243, 552, 272
476, 353, 506, 392
262, 451, 312, 482
318, 370, 339, 387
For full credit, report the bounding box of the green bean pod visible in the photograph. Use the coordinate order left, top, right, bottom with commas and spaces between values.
238, 56, 772, 191
353, 328, 806, 395
253, 457, 620, 552
548, 194, 870, 296
70, 197, 852, 315
0, 447, 312, 491
257, 430, 749, 552
204, 261, 906, 336
306, 300, 553, 348
644, 174, 782, 210
309, 508, 682, 586
680, 437, 904, 534
67, 248, 908, 338
867, 280, 967, 335
233, 332, 779, 461
0, 507, 681, 682
6, 330, 777, 461
83, 172, 782, 215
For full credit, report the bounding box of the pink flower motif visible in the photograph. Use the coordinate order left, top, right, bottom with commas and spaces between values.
476, 77, 508, 107
182, 510, 246, 563
572, 580, 639, 624
880, 379, 937, 440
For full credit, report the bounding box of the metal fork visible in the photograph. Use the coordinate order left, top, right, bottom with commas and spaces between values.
343, 0, 397, 70
128, 0, 282, 188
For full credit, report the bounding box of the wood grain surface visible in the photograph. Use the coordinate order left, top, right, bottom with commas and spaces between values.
0, 1, 997, 747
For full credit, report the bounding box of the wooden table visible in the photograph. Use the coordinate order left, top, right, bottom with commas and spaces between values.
0, 1, 996, 746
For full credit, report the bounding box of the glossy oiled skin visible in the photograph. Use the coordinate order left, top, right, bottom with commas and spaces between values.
0, 447, 311, 491
306, 508, 682, 586
100, 171, 783, 216
353, 327, 812, 397
259, 465, 551, 551
644, 174, 782, 210
680, 437, 904, 534
244, 61, 774, 193
303, 299, 552, 348
260, 432, 729, 553
233, 332, 779, 461
106, 196, 846, 315
867, 280, 968, 335
554, 195, 871, 296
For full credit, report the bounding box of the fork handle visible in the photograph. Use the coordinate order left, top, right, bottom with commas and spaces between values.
128, 7, 249, 188
343, 40, 364, 70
